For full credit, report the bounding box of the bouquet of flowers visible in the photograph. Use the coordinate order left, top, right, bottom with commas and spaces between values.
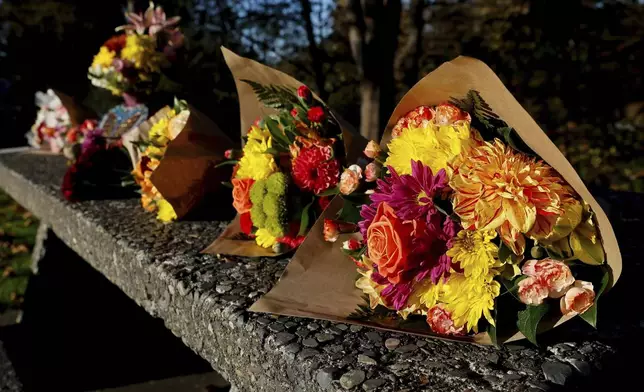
88, 2, 182, 102
26, 90, 72, 152
132, 101, 190, 222
250, 57, 621, 345
203, 48, 365, 257
26, 89, 95, 156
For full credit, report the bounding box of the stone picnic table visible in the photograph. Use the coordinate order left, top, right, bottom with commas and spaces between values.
0, 148, 642, 392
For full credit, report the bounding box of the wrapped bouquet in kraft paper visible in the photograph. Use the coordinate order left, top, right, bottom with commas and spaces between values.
26, 89, 96, 155
126, 99, 236, 223
202, 47, 367, 257
250, 56, 622, 345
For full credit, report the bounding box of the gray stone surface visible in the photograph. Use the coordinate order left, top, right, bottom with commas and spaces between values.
0, 151, 642, 392
0, 340, 22, 392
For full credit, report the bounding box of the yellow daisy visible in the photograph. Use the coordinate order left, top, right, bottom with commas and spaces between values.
447, 229, 500, 279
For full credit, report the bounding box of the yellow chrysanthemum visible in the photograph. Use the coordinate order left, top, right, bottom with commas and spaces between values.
399, 277, 441, 319
418, 278, 444, 311
236, 125, 277, 181
156, 199, 177, 223
92, 46, 116, 68
355, 259, 387, 310
447, 229, 500, 279
148, 110, 176, 146
450, 138, 573, 256
121, 34, 163, 72
442, 273, 500, 333
255, 228, 278, 248
385, 122, 476, 175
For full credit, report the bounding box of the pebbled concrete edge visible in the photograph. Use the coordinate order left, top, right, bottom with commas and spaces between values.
0, 158, 330, 392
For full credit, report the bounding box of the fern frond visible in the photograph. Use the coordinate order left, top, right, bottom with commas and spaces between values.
241, 79, 299, 110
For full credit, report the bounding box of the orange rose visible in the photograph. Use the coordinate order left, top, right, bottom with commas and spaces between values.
522, 259, 575, 298
560, 280, 595, 316
518, 276, 549, 305
232, 178, 254, 214
366, 202, 415, 284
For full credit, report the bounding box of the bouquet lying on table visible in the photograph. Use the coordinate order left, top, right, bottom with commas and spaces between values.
250, 57, 621, 345
132, 100, 189, 222
203, 48, 363, 257
225, 83, 344, 252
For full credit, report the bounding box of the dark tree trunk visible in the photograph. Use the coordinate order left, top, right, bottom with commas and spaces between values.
299, 0, 328, 101
348, 0, 402, 140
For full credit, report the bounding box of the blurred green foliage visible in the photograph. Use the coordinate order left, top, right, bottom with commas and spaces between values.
0, 190, 39, 312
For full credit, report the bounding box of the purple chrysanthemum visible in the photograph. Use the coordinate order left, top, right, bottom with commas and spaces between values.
370, 160, 447, 221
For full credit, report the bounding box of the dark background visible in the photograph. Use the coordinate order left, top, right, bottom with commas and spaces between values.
0, 0, 642, 192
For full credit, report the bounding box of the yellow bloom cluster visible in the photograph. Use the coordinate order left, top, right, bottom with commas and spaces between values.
133, 109, 185, 223
385, 114, 478, 175
235, 125, 277, 181
92, 46, 116, 68
121, 34, 164, 73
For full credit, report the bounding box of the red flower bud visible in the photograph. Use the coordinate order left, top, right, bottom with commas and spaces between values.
323, 219, 357, 242
297, 85, 311, 101
224, 149, 233, 159
240, 212, 253, 236
307, 106, 326, 123
290, 108, 299, 118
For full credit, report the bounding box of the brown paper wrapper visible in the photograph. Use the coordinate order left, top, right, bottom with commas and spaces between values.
150, 104, 236, 220
250, 56, 622, 344
53, 90, 96, 127
202, 47, 367, 257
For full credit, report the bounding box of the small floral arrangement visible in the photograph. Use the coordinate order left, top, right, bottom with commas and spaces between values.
26, 90, 72, 152
328, 93, 609, 344
132, 100, 189, 222
88, 2, 182, 101
61, 129, 135, 202
223, 83, 347, 253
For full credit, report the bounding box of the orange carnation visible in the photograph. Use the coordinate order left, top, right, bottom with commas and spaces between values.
366, 202, 415, 284
232, 178, 254, 214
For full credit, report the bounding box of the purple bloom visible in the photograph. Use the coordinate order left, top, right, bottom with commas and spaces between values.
380, 282, 413, 311
370, 160, 447, 221
81, 129, 105, 153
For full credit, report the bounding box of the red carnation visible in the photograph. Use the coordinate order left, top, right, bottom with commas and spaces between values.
297, 85, 311, 101
61, 164, 79, 201
307, 107, 326, 123
291, 144, 339, 194
278, 234, 305, 249
104, 34, 127, 53
240, 212, 253, 235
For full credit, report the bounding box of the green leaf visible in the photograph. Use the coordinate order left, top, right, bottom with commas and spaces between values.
263, 147, 281, 156
214, 160, 238, 169
498, 242, 513, 263
299, 200, 314, 236
579, 268, 610, 328
500, 275, 527, 301
517, 303, 549, 345
264, 117, 291, 148
316, 187, 339, 197
337, 199, 362, 224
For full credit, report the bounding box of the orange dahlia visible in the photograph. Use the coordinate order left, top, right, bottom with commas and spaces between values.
449, 139, 574, 255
